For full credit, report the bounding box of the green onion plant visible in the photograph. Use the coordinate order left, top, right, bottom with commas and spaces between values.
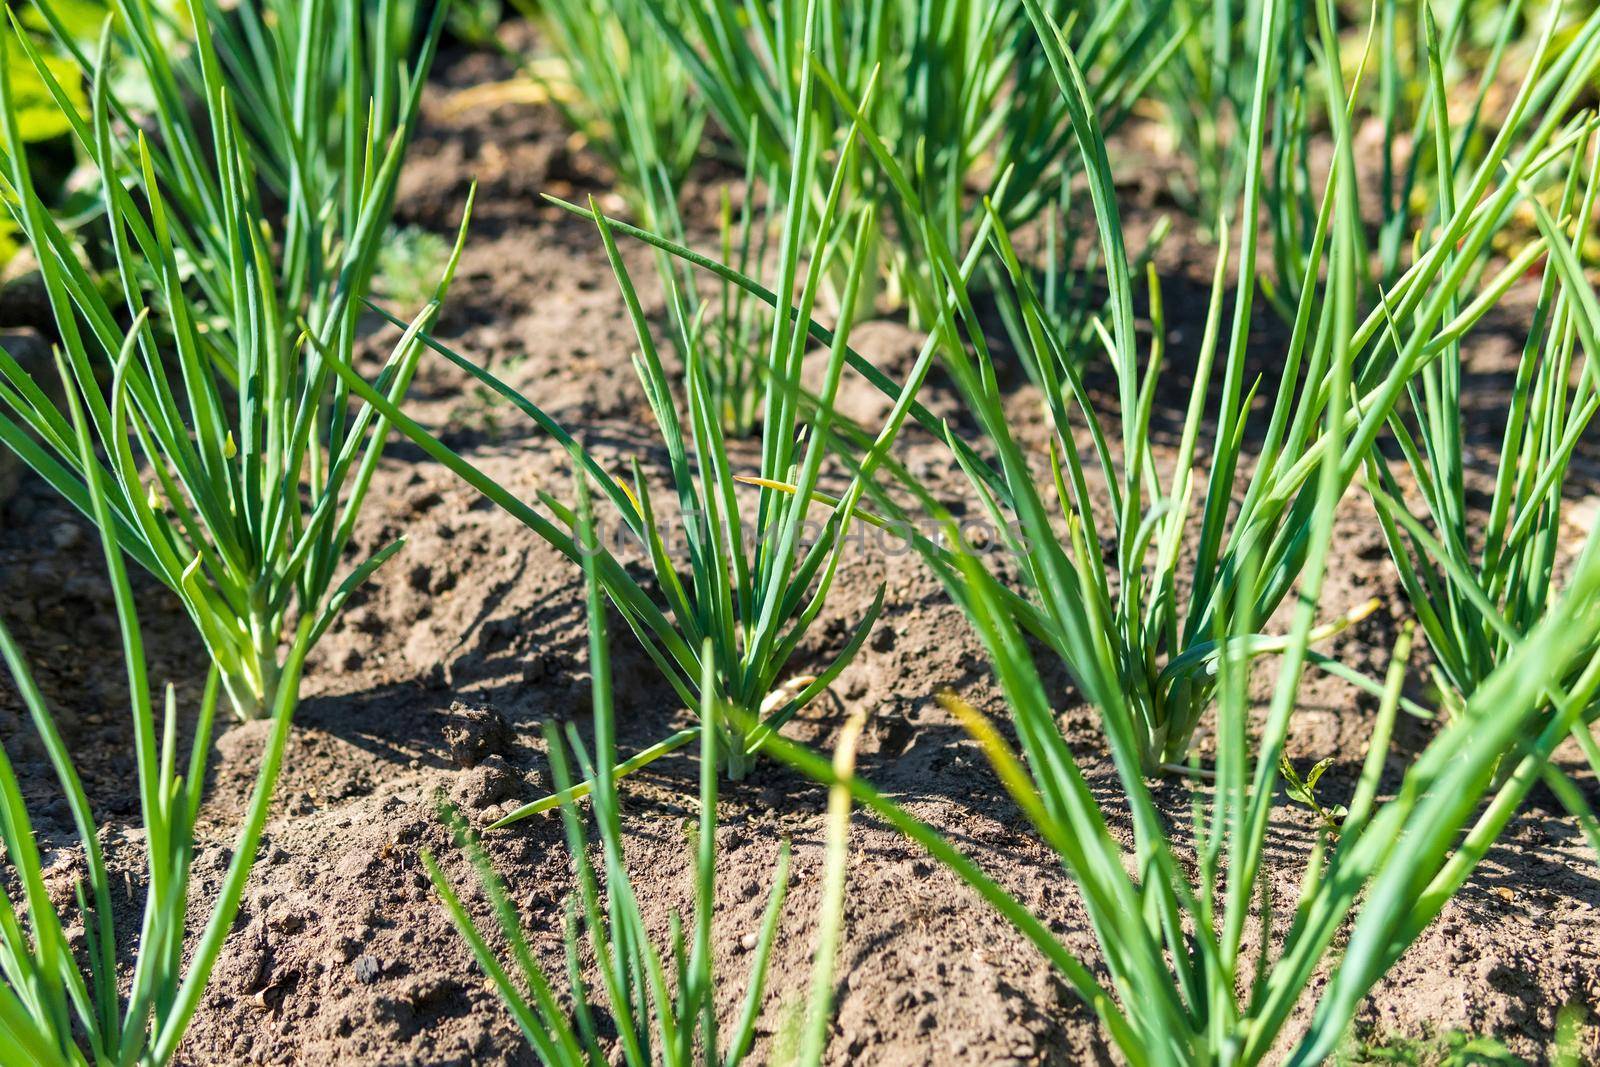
1137, 0, 1330, 298
1151, 0, 1583, 322
737, 13, 1600, 1057
331, 59, 888, 808
721, 66, 1600, 1014
1140, 0, 1309, 239
741, 127, 1600, 1050
0, 354, 308, 1067
704, 0, 1600, 773
0, 0, 457, 721
1360, 80, 1600, 778
506, 0, 756, 439
28, 0, 436, 329
688, 146, 781, 438
1276, 0, 1581, 322
756, 467, 1600, 1067
1360, 0, 1529, 301
633, 0, 1174, 316
423, 477, 855, 1066
613, 128, 783, 440
510, 0, 705, 225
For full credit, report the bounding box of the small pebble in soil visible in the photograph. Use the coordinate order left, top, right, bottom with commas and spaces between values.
353, 954, 384, 984
739, 932, 758, 952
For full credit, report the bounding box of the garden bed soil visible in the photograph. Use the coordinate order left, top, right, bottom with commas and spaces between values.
2, 30, 1599, 1066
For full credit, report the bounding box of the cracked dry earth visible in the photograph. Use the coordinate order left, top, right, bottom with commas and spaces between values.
2, 29, 1599, 1067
